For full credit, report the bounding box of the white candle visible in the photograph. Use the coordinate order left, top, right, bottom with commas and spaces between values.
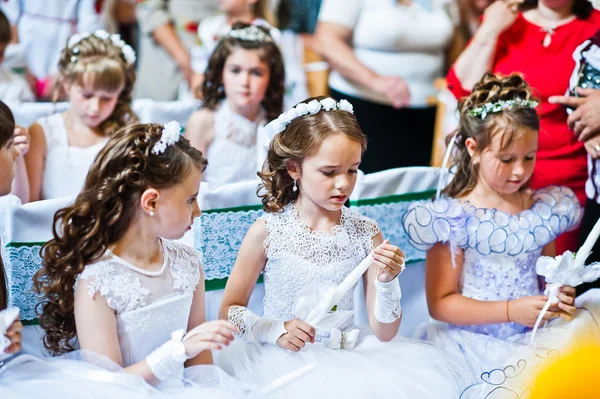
251, 363, 317, 397
575, 217, 600, 267
306, 239, 388, 326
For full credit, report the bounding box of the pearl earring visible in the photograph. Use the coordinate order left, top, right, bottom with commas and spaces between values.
149, 211, 155, 216
292, 180, 297, 192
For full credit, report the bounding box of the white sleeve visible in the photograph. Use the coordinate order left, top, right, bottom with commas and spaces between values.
317, 0, 362, 29
77, 0, 106, 32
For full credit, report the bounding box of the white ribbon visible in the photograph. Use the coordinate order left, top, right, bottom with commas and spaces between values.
530, 217, 600, 345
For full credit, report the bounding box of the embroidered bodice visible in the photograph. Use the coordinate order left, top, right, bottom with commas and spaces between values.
39, 113, 107, 200
402, 186, 582, 339
77, 239, 201, 367
260, 204, 379, 331
202, 100, 266, 186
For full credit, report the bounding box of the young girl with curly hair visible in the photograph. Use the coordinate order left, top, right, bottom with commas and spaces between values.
402, 72, 600, 395
215, 96, 463, 398
25, 30, 139, 202
185, 22, 284, 186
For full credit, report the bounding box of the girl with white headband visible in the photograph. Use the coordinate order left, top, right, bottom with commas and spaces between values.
1, 122, 250, 397
25, 30, 138, 202
215, 96, 464, 398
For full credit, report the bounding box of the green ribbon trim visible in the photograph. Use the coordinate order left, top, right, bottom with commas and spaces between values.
349, 190, 435, 206
202, 203, 264, 214
6, 241, 47, 248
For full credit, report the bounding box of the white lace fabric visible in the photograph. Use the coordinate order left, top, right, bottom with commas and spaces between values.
76, 239, 201, 367
202, 100, 266, 186
260, 204, 379, 331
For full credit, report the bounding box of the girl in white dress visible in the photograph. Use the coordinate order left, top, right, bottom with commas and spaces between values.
214, 96, 464, 398
0, 122, 248, 398
185, 23, 284, 187
24, 30, 138, 202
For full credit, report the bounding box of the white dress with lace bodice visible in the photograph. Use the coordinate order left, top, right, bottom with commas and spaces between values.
403, 186, 600, 396
202, 100, 266, 186
0, 240, 248, 398
216, 204, 465, 399
39, 113, 107, 200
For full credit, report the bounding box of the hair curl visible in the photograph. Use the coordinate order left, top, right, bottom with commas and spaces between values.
54, 34, 138, 136
443, 72, 540, 199
201, 22, 284, 121
33, 123, 207, 355
258, 96, 366, 213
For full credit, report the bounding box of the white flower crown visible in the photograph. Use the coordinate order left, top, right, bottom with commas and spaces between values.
264, 98, 354, 139
152, 121, 182, 155
68, 30, 136, 66
470, 98, 538, 120
225, 25, 273, 43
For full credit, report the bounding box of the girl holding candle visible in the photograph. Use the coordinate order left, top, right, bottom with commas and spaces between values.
402, 72, 600, 395
215, 96, 464, 399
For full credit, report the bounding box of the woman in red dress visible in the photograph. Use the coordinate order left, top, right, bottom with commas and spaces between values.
447, 0, 600, 254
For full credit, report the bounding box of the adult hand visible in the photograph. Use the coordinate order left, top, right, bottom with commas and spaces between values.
371, 76, 410, 109
480, 0, 523, 36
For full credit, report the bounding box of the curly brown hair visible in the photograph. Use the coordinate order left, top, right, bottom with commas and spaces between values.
54, 33, 138, 136
258, 96, 366, 213
33, 123, 207, 355
443, 72, 540, 199
201, 22, 285, 122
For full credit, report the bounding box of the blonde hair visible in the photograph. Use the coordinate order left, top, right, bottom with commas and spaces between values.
258, 96, 366, 213
55, 34, 138, 136
443, 72, 539, 198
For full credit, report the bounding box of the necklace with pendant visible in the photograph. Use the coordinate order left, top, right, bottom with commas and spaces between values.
540, 26, 555, 48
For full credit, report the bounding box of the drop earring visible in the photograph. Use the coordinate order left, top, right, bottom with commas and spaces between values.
292, 180, 297, 192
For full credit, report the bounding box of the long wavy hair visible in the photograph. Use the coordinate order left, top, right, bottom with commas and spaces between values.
33, 123, 207, 355
258, 96, 367, 213
201, 22, 285, 122
442, 72, 540, 199
54, 33, 138, 136
0, 100, 15, 310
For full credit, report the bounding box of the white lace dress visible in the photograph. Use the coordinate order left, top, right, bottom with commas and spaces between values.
202, 100, 266, 186
216, 204, 465, 399
0, 239, 248, 398
38, 113, 107, 200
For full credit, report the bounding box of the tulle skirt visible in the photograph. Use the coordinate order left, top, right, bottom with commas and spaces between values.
0, 351, 252, 399
418, 290, 600, 398
215, 332, 467, 399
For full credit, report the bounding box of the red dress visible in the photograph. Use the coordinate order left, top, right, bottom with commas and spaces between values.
447, 11, 600, 254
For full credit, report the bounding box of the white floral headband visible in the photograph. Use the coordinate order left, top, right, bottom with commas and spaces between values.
264, 98, 354, 139
470, 98, 538, 120
152, 121, 181, 155
225, 25, 273, 43
68, 30, 136, 65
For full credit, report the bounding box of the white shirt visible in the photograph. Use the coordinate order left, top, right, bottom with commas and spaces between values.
318, 0, 457, 107
0, 68, 35, 103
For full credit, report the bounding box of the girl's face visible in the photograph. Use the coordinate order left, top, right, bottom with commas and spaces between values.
292, 133, 362, 212
66, 81, 122, 128
0, 132, 19, 196
475, 128, 538, 195
154, 166, 203, 240
222, 47, 270, 114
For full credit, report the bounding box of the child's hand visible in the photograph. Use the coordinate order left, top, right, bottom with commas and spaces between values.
13, 126, 30, 157
548, 285, 577, 322
373, 243, 406, 283
509, 296, 560, 327
4, 318, 23, 355
183, 320, 237, 358
277, 318, 315, 352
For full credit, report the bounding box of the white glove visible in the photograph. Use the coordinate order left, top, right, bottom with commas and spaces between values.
145, 329, 187, 381
374, 276, 402, 324
228, 306, 287, 345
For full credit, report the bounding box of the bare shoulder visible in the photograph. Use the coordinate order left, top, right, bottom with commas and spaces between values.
186, 108, 215, 134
